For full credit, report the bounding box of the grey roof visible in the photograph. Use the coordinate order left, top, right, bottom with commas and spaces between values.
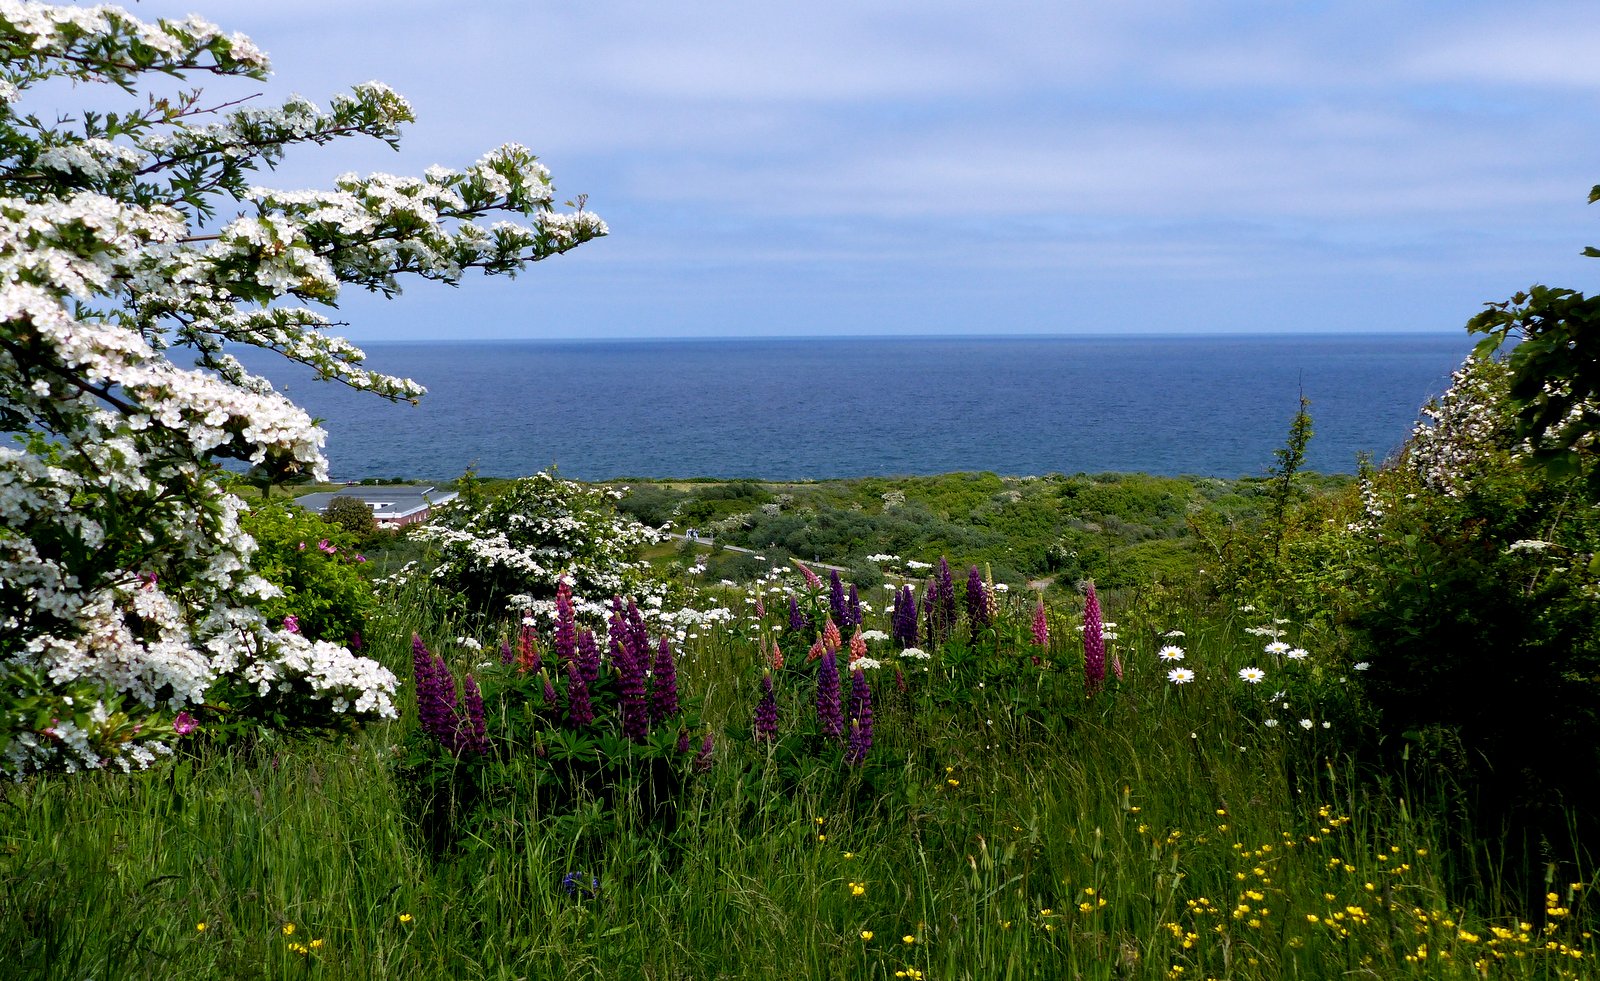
293, 485, 458, 520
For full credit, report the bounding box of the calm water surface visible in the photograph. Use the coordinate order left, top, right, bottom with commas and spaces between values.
241, 334, 1473, 481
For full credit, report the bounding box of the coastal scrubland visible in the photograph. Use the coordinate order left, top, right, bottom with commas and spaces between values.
6, 354, 1599, 980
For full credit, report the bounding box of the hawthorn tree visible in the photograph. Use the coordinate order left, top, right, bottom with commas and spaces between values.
0, 3, 606, 774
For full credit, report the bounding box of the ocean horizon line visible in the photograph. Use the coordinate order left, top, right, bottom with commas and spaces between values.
338, 329, 1468, 346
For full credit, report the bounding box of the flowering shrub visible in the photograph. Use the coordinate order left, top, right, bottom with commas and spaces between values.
240, 501, 374, 646
0, 3, 602, 774
419, 472, 665, 617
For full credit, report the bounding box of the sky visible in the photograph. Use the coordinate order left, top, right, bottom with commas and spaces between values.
70, 1, 1600, 339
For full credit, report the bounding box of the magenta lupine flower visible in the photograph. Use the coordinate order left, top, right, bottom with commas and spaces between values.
847, 584, 861, 629
1032, 598, 1049, 648
693, 732, 715, 773
349, 630, 363, 651
172, 710, 198, 736
965, 565, 990, 630
771, 639, 784, 670
1082, 581, 1105, 695
894, 666, 907, 693
822, 618, 842, 654
816, 648, 844, 739
283, 615, 300, 634
650, 636, 680, 723
754, 594, 766, 619
459, 675, 489, 755
830, 569, 848, 626
846, 667, 873, 765
317, 539, 336, 554
576, 629, 601, 686
795, 560, 823, 589
553, 578, 577, 668
566, 660, 594, 727
754, 670, 778, 742
1111, 650, 1124, 681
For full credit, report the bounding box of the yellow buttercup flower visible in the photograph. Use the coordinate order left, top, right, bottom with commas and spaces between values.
195, 922, 206, 933
860, 930, 873, 941
282, 923, 295, 936
399, 913, 414, 924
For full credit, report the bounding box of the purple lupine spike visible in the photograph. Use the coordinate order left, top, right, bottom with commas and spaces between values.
553, 578, 577, 668
1082, 581, 1105, 695
412, 636, 448, 741
846, 667, 873, 765
566, 659, 594, 727
788, 594, 811, 634
1032, 597, 1049, 647
924, 578, 940, 645
965, 565, 990, 630
459, 675, 489, 756
500, 640, 514, 666
608, 599, 631, 675
894, 666, 907, 693
693, 731, 715, 773
619, 624, 650, 742
893, 585, 918, 649
936, 557, 958, 637
577, 628, 601, 686
650, 636, 680, 723
541, 668, 559, 709
676, 728, 692, 753
626, 599, 650, 661
754, 670, 778, 742
815, 648, 843, 739
829, 569, 848, 627
847, 584, 861, 629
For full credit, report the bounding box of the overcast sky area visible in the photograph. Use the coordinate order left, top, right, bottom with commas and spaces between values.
84, 1, 1600, 339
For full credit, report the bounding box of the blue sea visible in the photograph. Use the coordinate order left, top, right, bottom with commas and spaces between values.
242, 334, 1474, 481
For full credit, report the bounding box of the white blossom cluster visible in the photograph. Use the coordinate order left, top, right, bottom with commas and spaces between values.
418, 472, 663, 615
0, 3, 601, 775
1405, 356, 1515, 499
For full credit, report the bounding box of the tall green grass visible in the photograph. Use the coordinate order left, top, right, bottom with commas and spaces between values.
3, 584, 1593, 980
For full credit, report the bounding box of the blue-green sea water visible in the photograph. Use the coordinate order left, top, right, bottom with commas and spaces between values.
242, 334, 1474, 481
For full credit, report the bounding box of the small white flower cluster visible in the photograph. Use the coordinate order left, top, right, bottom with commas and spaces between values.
1406, 356, 1515, 499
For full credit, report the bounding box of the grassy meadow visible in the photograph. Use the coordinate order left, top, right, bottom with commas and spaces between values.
4, 459, 1597, 981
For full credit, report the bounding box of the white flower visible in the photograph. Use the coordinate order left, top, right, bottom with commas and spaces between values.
860, 629, 889, 642
1353, 661, 1370, 672
1157, 645, 1185, 662
1238, 667, 1266, 684
1164, 629, 1186, 638
899, 647, 930, 660
1264, 641, 1290, 655
1167, 667, 1195, 684
1286, 648, 1309, 661
1264, 719, 1279, 728
1299, 718, 1314, 730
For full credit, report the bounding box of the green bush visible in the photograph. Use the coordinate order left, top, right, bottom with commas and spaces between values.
242, 502, 375, 645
